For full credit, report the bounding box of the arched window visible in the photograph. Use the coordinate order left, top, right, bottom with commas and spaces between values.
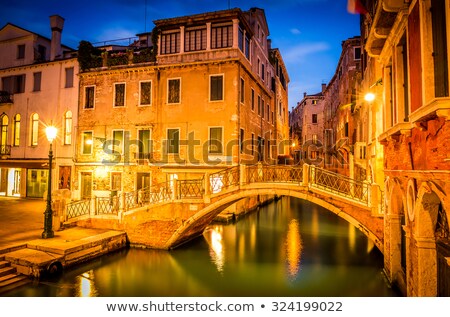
64, 111, 72, 145
30, 113, 39, 146
0, 114, 8, 147
13, 114, 20, 146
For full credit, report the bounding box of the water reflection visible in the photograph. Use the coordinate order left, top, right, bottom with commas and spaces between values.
5, 197, 401, 297
284, 219, 302, 279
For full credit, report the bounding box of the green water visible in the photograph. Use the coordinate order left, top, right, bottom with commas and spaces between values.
6, 197, 400, 297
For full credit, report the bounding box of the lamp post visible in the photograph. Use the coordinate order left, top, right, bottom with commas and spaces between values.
42, 125, 57, 239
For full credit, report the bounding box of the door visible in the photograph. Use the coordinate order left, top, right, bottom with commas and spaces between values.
0, 168, 7, 195
80, 172, 92, 199
136, 172, 151, 190
437, 240, 450, 296
58, 166, 71, 189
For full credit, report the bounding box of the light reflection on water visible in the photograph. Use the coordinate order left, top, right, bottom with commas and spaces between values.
5, 197, 401, 297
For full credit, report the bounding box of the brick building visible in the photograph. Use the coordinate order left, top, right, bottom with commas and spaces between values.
360, 0, 450, 296
74, 8, 290, 204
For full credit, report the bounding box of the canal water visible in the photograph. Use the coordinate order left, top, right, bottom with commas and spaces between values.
6, 197, 400, 297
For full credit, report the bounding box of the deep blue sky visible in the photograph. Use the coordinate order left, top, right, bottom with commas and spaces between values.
0, 0, 360, 110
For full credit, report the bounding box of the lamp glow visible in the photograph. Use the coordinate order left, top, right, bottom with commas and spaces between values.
364, 92, 375, 102
46, 126, 57, 143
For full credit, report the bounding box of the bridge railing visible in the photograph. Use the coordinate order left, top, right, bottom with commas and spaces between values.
66, 199, 91, 220
177, 179, 204, 199
210, 166, 240, 194
246, 164, 303, 184
309, 165, 369, 205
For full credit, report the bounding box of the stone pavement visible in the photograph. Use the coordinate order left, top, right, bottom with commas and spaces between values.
0, 197, 126, 281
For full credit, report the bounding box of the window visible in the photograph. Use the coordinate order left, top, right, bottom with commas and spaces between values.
185, 28, 206, 52
258, 95, 261, 115
240, 128, 244, 153
261, 98, 265, 118
33, 72, 41, 92
112, 130, 124, 155
114, 83, 125, 107
84, 86, 95, 109
240, 78, 245, 103
138, 129, 152, 159
312, 134, 318, 144
161, 31, 180, 54
312, 114, 318, 124
82, 131, 93, 155
431, 0, 449, 97
344, 122, 349, 138
1, 75, 25, 94
354, 47, 361, 60
37, 45, 46, 61
210, 75, 224, 101
167, 129, 180, 154
17, 44, 25, 59
209, 127, 223, 154
64, 111, 72, 145
65, 67, 74, 88
211, 24, 233, 49
251, 88, 255, 111
30, 113, 39, 146
0, 115, 8, 148
312, 100, 317, 105
267, 104, 270, 121
13, 114, 20, 146
139, 81, 152, 106
245, 34, 250, 60
257, 59, 261, 75
261, 63, 265, 81
251, 133, 255, 155
110, 172, 122, 191
168, 79, 180, 104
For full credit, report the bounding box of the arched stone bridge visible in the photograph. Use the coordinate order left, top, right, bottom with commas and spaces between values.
69, 164, 384, 252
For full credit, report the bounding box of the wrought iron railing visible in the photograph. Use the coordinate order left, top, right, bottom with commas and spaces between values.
177, 179, 204, 199
246, 164, 303, 184
96, 196, 120, 215
66, 199, 90, 219
209, 166, 240, 194
309, 165, 369, 204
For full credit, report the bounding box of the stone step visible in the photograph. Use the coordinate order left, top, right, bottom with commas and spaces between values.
0, 274, 31, 295
0, 260, 9, 269
0, 266, 15, 277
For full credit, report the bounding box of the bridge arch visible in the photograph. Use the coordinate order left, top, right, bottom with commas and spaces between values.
164, 186, 382, 252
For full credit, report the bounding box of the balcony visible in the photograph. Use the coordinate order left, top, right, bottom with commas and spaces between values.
0, 91, 13, 105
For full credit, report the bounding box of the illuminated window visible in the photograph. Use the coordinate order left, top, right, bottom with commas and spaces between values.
0, 115, 8, 150
139, 81, 152, 106
167, 79, 180, 104
209, 127, 223, 154
167, 129, 179, 154
110, 172, 122, 191
30, 113, 39, 146
64, 111, 72, 145
13, 114, 20, 146
84, 86, 95, 109
112, 130, 124, 154
138, 129, 152, 159
113, 83, 125, 107
210, 75, 223, 101
82, 131, 93, 155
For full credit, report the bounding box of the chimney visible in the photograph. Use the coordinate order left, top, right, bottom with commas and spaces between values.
322, 83, 326, 93
50, 15, 64, 61
303, 92, 307, 98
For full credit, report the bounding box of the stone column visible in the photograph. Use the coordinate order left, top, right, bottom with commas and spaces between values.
414, 236, 437, 296
232, 19, 239, 49
206, 22, 211, 50
385, 214, 402, 283
240, 164, 246, 186
302, 163, 309, 187
180, 26, 185, 54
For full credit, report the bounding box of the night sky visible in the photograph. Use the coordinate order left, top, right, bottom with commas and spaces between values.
0, 0, 361, 109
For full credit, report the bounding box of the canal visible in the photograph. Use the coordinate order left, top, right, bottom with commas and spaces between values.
6, 197, 401, 297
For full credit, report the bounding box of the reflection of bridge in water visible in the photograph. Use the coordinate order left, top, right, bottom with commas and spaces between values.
67, 164, 384, 251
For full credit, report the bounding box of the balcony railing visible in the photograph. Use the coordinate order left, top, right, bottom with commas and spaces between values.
0, 91, 13, 104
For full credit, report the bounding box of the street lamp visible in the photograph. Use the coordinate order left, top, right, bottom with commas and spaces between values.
42, 125, 57, 239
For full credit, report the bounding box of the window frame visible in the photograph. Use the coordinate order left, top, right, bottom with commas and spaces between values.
139, 80, 152, 106
30, 113, 39, 146
113, 82, 126, 108
167, 128, 180, 154
81, 131, 93, 155
84, 85, 95, 109
167, 78, 181, 104
208, 126, 223, 155
209, 74, 224, 102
